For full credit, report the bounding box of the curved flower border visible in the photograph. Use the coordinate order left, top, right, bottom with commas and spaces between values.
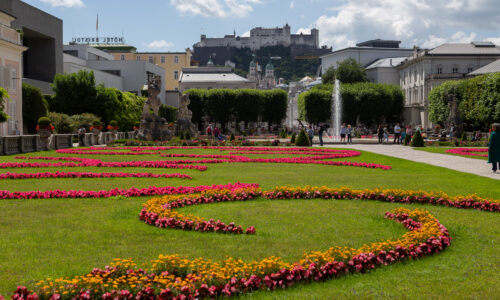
446, 148, 488, 158
0, 172, 192, 180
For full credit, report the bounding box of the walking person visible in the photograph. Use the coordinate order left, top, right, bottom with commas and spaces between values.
318, 124, 325, 146
393, 123, 401, 144
488, 123, 500, 173
347, 124, 353, 144
213, 126, 220, 139
206, 124, 213, 139
78, 126, 86, 147
377, 125, 384, 144
406, 125, 413, 139
383, 126, 389, 144
307, 125, 314, 146
340, 123, 347, 144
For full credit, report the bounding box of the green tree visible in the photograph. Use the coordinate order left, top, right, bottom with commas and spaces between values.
204, 89, 235, 130
321, 66, 336, 84
50, 70, 97, 115
335, 58, 368, 83
48, 112, 73, 133
295, 128, 310, 146
234, 89, 262, 126
22, 83, 49, 133
159, 104, 178, 123
298, 89, 331, 125
261, 89, 288, 129
185, 89, 206, 129
0, 87, 9, 123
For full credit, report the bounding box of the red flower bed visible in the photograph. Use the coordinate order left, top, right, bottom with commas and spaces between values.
445, 148, 488, 157
0, 171, 192, 180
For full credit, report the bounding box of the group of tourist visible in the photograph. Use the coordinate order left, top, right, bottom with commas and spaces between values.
206, 124, 225, 141
376, 123, 415, 145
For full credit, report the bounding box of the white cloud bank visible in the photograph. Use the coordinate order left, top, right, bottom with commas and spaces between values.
170, 0, 261, 18
40, 0, 84, 8
301, 0, 500, 50
148, 40, 174, 49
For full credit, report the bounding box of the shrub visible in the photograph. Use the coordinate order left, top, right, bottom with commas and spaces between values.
230, 133, 235, 141
410, 130, 425, 147
109, 120, 118, 127
404, 134, 412, 146
159, 104, 178, 123
70, 113, 101, 130
290, 133, 296, 144
295, 129, 311, 146
48, 112, 73, 133
460, 131, 467, 141
38, 117, 51, 126
0, 87, 9, 123
22, 83, 48, 133
184, 130, 191, 140
179, 131, 185, 140
92, 120, 102, 126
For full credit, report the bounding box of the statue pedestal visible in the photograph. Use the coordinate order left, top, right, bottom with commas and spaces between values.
39, 129, 52, 150
138, 115, 171, 141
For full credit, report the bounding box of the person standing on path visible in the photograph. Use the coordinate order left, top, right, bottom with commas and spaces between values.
340, 123, 347, 144
206, 124, 213, 139
377, 125, 384, 144
307, 125, 314, 146
347, 124, 353, 144
488, 123, 500, 173
318, 124, 325, 146
393, 123, 401, 144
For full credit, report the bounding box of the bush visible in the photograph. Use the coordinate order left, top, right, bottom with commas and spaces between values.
410, 131, 425, 147
230, 133, 235, 141
159, 104, 178, 123
295, 129, 311, 146
184, 130, 191, 140
179, 131, 185, 140
460, 131, 467, 141
38, 117, 51, 126
404, 134, 412, 146
22, 83, 48, 133
109, 120, 118, 127
48, 112, 73, 133
0, 87, 9, 123
70, 113, 101, 130
290, 133, 296, 144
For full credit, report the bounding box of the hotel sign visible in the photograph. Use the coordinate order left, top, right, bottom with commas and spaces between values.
71, 37, 124, 44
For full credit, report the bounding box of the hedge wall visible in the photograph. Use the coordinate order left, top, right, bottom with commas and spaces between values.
429, 73, 500, 130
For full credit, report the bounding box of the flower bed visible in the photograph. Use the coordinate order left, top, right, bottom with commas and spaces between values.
4, 183, 500, 298
445, 148, 488, 157
0, 171, 192, 180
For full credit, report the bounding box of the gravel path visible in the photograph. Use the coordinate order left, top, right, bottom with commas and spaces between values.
323, 144, 499, 180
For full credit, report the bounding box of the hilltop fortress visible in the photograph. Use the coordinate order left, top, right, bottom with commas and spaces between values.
194, 24, 319, 51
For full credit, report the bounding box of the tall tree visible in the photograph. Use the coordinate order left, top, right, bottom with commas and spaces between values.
22, 83, 49, 133
335, 58, 368, 84
321, 66, 336, 84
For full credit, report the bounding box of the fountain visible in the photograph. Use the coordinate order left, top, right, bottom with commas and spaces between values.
330, 79, 342, 142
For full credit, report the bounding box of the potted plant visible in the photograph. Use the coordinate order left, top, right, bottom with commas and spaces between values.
89, 121, 103, 134
36, 116, 54, 150
107, 120, 119, 133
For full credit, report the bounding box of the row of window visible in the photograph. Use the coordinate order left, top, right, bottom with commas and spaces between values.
436, 65, 474, 74
120, 55, 179, 64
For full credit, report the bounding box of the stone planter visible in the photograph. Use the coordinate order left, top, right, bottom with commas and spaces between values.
38, 129, 52, 150
91, 129, 101, 145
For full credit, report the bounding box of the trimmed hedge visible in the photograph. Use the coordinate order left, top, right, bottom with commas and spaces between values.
410, 130, 425, 147
295, 129, 310, 146
159, 104, 178, 123
22, 83, 48, 133
429, 72, 500, 130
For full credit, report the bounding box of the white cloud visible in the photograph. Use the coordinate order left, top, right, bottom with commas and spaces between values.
170, 0, 261, 18
296, 28, 310, 35
305, 0, 500, 50
40, 0, 84, 8
289, 1, 294, 9
147, 40, 174, 49
485, 36, 500, 45
241, 30, 250, 37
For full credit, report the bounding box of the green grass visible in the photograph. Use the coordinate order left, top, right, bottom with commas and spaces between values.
415, 147, 488, 160
0, 148, 499, 298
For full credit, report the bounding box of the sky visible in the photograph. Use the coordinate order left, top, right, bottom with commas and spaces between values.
23, 0, 500, 52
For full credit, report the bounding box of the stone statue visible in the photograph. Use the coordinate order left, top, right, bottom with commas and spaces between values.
174, 93, 198, 137
137, 75, 171, 141
142, 75, 162, 117
446, 93, 463, 138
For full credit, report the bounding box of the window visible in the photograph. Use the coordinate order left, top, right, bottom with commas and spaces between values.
10, 68, 16, 91
437, 67, 443, 74
174, 56, 179, 64
452, 67, 458, 74
149, 56, 154, 63
136, 56, 141, 61
174, 71, 179, 80
161, 56, 166, 64
467, 67, 473, 73
120, 55, 125, 61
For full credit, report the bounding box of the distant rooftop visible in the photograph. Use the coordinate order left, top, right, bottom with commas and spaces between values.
428, 42, 500, 55
181, 67, 233, 74
468, 59, 500, 75
366, 57, 408, 69
356, 39, 401, 48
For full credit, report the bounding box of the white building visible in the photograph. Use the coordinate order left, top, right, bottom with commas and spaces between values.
468, 59, 500, 76
63, 44, 124, 90
63, 44, 166, 103
365, 57, 408, 85
321, 39, 413, 72
195, 24, 319, 51
396, 42, 500, 128
179, 67, 256, 92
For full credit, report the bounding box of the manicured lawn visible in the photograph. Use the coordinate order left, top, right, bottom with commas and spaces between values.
0, 148, 499, 298
415, 146, 488, 160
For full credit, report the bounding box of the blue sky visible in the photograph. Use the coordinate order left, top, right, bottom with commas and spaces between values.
23, 0, 500, 52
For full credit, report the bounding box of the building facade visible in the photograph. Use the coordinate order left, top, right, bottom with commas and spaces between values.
108, 49, 192, 92
396, 42, 500, 128
194, 24, 319, 51
179, 67, 256, 92
0, 9, 26, 135
247, 60, 277, 89
321, 39, 413, 72
365, 57, 407, 85
63, 44, 124, 90
0, 0, 63, 95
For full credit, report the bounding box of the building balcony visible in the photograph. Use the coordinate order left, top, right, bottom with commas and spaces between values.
0, 24, 22, 45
